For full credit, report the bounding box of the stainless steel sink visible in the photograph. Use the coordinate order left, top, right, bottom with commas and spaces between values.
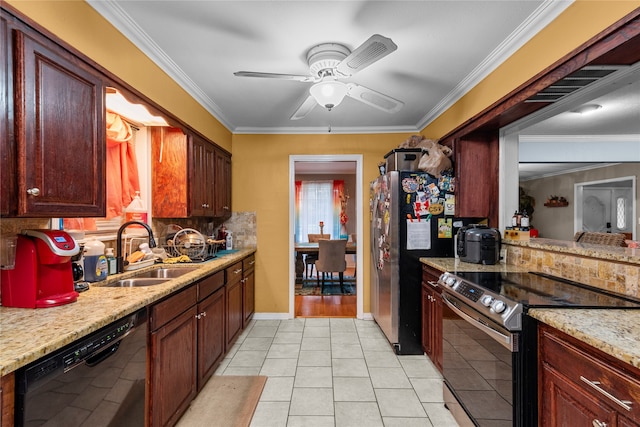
134, 267, 200, 279
105, 278, 171, 287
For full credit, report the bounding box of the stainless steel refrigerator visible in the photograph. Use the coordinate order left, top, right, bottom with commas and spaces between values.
370, 170, 476, 354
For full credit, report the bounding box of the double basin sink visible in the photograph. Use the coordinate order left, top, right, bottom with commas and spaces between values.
105, 266, 200, 287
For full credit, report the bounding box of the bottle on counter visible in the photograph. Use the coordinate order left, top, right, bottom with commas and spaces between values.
125, 191, 148, 229
226, 231, 233, 250
520, 210, 530, 230
511, 210, 519, 228
105, 248, 117, 276
84, 239, 107, 282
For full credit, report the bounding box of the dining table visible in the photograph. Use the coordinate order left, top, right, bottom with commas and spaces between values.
294, 242, 357, 284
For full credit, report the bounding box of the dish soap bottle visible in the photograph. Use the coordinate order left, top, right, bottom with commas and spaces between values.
84, 239, 107, 282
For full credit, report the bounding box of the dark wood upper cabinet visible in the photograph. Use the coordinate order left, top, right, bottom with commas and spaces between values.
0, 15, 13, 217
452, 133, 499, 222
152, 128, 231, 219
2, 23, 106, 217
214, 148, 232, 219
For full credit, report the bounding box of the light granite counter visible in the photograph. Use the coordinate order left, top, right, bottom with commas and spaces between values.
420, 257, 529, 274
0, 248, 255, 376
528, 308, 640, 370
419, 256, 640, 371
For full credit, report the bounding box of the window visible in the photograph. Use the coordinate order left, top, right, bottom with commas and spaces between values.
295, 181, 343, 242
616, 197, 626, 229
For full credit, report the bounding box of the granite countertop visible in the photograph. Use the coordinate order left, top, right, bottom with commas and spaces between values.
528, 308, 640, 370
0, 248, 255, 376
504, 237, 640, 266
420, 257, 640, 371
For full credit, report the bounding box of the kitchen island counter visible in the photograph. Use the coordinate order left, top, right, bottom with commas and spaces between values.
0, 248, 255, 376
419, 257, 640, 370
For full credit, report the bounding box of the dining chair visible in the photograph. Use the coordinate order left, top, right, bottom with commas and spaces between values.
305, 234, 330, 279
315, 239, 347, 293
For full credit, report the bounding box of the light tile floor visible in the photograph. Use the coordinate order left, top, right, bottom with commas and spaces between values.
214, 318, 460, 427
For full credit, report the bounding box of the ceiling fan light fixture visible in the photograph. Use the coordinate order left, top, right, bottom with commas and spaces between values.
570, 103, 602, 115
309, 80, 348, 110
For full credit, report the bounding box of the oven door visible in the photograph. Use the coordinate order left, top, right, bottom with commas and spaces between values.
441, 291, 519, 427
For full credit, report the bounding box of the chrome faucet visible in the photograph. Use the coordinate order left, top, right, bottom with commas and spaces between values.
116, 221, 157, 273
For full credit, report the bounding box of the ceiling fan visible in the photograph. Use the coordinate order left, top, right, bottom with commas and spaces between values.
234, 34, 404, 120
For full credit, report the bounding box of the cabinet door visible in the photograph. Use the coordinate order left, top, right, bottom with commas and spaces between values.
14, 29, 105, 217
454, 135, 497, 220
226, 279, 243, 347
152, 127, 189, 217
540, 363, 616, 427
226, 262, 244, 347
0, 15, 14, 217
242, 261, 255, 327
197, 287, 225, 389
422, 265, 443, 372
191, 135, 215, 217
150, 306, 198, 427
214, 149, 231, 218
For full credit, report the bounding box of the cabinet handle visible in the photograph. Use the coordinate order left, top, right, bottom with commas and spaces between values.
592, 420, 607, 427
223, 206, 229, 210
249, 261, 255, 265
27, 187, 41, 196
195, 313, 201, 320
201, 311, 206, 317
580, 376, 633, 411
195, 311, 207, 320
234, 269, 242, 274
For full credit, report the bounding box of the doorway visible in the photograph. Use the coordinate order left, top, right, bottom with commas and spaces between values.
289, 155, 363, 318
575, 176, 636, 238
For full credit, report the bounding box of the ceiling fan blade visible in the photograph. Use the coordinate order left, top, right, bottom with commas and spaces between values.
290, 95, 318, 120
234, 71, 314, 82
335, 34, 397, 77
346, 83, 403, 113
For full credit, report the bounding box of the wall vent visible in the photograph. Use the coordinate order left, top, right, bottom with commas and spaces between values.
525, 66, 623, 103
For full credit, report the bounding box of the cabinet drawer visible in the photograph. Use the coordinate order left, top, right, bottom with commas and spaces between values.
243, 255, 255, 273
539, 325, 640, 421
226, 261, 243, 286
150, 285, 197, 331
198, 271, 224, 301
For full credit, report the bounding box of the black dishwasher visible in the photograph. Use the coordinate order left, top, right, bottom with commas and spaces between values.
15, 308, 148, 427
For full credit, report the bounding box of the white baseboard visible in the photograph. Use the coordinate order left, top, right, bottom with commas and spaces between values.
253, 312, 374, 320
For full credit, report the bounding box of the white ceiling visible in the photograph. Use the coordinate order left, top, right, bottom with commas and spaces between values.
87, 1, 638, 179
88, 0, 569, 134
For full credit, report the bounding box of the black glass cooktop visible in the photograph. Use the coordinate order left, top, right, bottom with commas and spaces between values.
453, 271, 640, 309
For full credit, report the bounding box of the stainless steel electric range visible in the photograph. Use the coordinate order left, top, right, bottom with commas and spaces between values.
437, 270, 640, 427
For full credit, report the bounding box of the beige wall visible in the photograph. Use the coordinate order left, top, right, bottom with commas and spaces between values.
231, 133, 412, 314
520, 164, 640, 241
6, 0, 639, 315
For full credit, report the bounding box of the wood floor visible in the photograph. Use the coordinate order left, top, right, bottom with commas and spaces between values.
295, 295, 357, 317
295, 265, 357, 317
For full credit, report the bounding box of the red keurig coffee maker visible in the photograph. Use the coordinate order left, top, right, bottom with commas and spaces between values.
1, 230, 80, 308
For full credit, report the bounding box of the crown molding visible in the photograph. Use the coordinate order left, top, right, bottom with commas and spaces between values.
233, 125, 420, 135
416, 0, 573, 131
86, 0, 234, 131
88, 0, 571, 135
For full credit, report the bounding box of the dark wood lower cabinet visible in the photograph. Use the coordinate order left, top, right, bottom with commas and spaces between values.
197, 286, 225, 389
150, 305, 198, 427
149, 269, 229, 426
242, 255, 255, 327
226, 261, 244, 347
539, 323, 640, 426
421, 265, 443, 372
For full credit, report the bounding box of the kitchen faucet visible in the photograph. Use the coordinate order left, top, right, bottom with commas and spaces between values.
116, 221, 157, 273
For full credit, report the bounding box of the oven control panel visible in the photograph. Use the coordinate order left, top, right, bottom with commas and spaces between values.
438, 272, 522, 330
